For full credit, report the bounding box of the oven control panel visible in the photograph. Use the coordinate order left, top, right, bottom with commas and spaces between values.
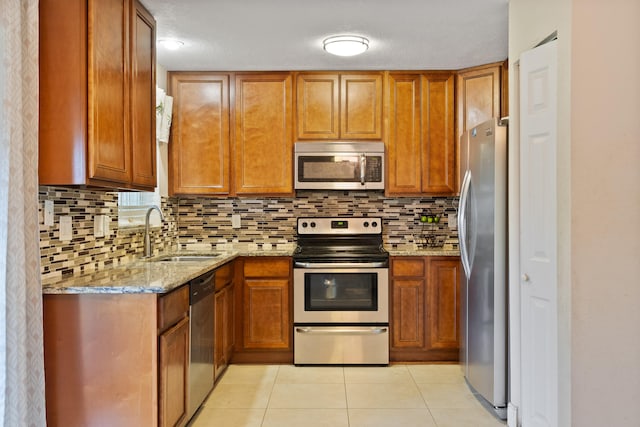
297, 217, 382, 235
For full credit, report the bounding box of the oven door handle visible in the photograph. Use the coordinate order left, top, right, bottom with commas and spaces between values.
295, 326, 388, 335
293, 261, 388, 268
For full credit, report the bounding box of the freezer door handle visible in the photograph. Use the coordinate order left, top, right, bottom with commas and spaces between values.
295, 326, 388, 335
458, 170, 472, 278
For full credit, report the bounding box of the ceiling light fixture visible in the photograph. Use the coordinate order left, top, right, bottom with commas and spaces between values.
323, 35, 369, 57
158, 39, 184, 50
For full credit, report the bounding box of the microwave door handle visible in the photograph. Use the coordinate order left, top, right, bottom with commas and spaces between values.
360, 154, 366, 185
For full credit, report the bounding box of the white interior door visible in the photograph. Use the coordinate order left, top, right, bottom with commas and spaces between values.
519, 40, 558, 427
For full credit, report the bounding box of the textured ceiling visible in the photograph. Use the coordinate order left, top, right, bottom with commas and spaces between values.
142, 0, 508, 71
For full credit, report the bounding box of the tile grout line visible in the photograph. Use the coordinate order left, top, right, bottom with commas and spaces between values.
407, 365, 441, 427
260, 364, 281, 427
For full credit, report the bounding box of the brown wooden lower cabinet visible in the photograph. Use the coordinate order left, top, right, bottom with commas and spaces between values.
159, 316, 189, 427
214, 262, 235, 379
232, 256, 293, 364
43, 285, 190, 427
390, 256, 460, 362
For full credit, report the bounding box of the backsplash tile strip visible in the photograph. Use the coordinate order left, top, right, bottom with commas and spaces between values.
39, 187, 458, 284
177, 191, 459, 250
39, 186, 179, 281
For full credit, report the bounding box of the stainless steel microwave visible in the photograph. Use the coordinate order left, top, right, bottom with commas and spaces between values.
294, 142, 385, 190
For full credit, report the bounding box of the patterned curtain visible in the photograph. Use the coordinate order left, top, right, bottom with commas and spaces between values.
0, 1, 47, 426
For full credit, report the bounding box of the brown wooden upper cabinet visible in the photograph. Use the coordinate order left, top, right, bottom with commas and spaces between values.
456, 62, 505, 142
234, 73, 294, 195
296, 72, 383, 140
39, 0, 157, 190
168, 73, 230, 195
386, 72, 456, 195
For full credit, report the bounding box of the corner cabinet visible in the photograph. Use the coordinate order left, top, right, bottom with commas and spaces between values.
168, 73, 231, 195
234, 73, 294, 195
295, 72, 383, 140
386, 72, 456, 195
390, 256, 460, 362
233, 257, 293, 363
39, 0, 157, 190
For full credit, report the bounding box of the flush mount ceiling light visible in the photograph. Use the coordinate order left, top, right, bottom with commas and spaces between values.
323, 35, 369, 57
158, 39, 184, 50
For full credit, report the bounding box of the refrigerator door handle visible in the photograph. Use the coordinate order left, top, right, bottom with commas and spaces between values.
458, 170, 472, 278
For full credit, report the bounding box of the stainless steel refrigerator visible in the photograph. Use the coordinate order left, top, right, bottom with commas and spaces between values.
458, 118, 507, 419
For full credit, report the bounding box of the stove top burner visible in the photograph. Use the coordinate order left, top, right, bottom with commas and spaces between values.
294, 217, 388, 264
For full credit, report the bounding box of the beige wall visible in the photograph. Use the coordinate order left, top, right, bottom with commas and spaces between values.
510, 0, 640, 425
571, 0, 640, 425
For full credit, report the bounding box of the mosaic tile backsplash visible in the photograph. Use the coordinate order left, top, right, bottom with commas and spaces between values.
39, 186, 179, 281
177, 191, 459, 250
39, 187, 458, 281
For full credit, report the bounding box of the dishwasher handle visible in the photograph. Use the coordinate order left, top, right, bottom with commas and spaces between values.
190, 271, 216, 305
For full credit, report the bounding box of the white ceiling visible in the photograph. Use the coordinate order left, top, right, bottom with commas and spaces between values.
142, 0, 509, 72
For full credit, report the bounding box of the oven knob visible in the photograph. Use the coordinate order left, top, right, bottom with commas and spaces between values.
301, 222, 308, 228
372, 221, 378, 228
310, 222, 316, 228
363, 222, 369, 227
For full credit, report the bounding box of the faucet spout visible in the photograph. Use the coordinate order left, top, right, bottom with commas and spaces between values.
143, 205, 165, 258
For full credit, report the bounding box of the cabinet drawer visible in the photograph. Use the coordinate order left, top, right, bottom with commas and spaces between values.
243, 258, 290, 278
215, 262, 234, 291
158, 285, 189, 332
392, 258, 426, 277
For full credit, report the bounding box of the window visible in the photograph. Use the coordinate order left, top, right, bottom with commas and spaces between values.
117, 190, 162, 228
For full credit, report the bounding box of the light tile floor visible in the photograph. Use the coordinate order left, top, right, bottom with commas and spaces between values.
189, 364, 506, 427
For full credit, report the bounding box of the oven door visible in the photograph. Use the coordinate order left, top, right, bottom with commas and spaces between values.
293, 266, 389, 324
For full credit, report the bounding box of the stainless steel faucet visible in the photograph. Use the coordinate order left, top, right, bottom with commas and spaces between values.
143, 205, 165, 258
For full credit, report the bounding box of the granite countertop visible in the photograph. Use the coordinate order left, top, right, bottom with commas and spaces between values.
387, 248, 460, 257
41, 246, 459, 295
41, 249, 293, 295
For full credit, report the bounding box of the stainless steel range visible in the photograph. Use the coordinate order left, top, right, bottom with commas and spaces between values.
293, 217, 389, 365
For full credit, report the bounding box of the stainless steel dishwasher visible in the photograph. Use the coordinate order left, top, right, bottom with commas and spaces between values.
188, 271, 216, 419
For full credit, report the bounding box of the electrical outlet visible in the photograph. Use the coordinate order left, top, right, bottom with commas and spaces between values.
231, 214, 241, 229
44, 200, 54, 226
59, 216, 73, 241
448, 213, 457, 229
94, 215, 105, 237
103, 215, 111, 237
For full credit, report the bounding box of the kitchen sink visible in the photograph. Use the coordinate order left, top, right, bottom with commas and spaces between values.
151, 254, 220, 262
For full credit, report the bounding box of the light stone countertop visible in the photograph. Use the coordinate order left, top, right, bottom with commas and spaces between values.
41, 246, 459, 295
41, 250, 292, 295
386, 248, 460, 257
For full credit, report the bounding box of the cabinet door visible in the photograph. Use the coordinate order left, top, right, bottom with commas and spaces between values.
130, 0, 157, 189
214, 284, 234, 379
340, 73, 383, 139
426, 258, 460, 351
456, 63, 501, 139
243, 278, 290, 349
225, 284, 235, 361
296, 73, 339, 139
215, 288, 226, 378
159, 316, 189, 427
88, 0, 132, 184
390, 258, 427, 351
234, 73, 293, 195
421, 73, 456, 194
170, 73, 230, 195
387, 73, 422, 194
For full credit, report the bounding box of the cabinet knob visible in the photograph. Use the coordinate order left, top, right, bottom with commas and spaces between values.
521, 273, 530, 282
